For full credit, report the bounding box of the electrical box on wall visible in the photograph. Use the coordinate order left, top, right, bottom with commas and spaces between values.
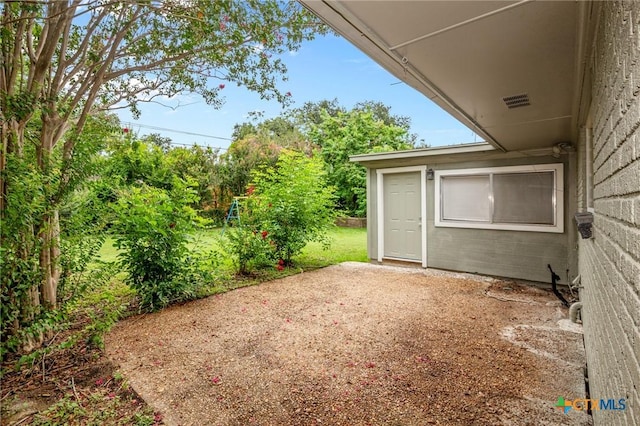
574, 212, 594, 239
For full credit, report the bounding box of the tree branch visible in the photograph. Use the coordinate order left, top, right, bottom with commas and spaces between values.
61, 2, 110, 69
28, 1, 67, 94
68, 5, 144, 139
7, 8, 28, 96
51, 1, 80, 93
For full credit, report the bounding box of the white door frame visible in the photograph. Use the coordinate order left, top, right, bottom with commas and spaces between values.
376, 165, 427, 268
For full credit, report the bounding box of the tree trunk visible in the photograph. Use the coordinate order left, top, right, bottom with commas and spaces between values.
14, 120, 63, 351
37, 114, 62, 310
39, 210, 60, 309
22, 285, 43, 353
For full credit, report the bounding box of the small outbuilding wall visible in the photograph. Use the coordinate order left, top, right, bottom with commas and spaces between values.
360, 148, 576, 284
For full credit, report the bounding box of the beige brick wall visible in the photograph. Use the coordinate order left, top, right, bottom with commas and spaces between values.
579, 1, 640, 425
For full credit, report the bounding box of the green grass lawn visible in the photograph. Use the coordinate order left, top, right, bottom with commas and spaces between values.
93, 226, 367, 323
97, 226, 368, 268
88, 226, 367, 343
2, 228, 367, 425
297, 227, 368, 267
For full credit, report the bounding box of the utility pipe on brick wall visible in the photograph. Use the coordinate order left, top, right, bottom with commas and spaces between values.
570, 302, 583, 323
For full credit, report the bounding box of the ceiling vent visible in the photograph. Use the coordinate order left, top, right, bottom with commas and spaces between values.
502, 93, 530, 109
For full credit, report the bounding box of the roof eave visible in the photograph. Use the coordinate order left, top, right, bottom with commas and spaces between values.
349, 142, 495, 164
299, 0, 506, 152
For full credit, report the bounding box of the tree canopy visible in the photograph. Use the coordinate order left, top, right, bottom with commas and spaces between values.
0, 0, 327, 352
309, 109, 412, 216
227, 99, 418, 217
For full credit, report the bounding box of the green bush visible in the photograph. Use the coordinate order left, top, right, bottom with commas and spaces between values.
223, 225, 276, 275
251, 150, 336, 264
112, 179, 213, 311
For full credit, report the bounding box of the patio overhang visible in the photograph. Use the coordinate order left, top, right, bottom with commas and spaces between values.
300, 0, 589, 153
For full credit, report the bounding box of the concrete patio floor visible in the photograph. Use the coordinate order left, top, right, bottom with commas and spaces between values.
106, 262, 590, 425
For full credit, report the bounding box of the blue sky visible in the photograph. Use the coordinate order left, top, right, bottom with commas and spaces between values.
115, 34, 480, 150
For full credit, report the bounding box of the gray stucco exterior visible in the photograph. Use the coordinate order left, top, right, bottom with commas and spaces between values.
361, 149, 575, 284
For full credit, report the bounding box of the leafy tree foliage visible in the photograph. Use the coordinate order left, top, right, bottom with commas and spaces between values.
98, 134, 222, 214
223, 100, 417, 219
250, 150, 336, 264
142, 133, 173, 153
231, 115, 311, 155
231, 122, 259, 142
112, 180, 211, 311
353, 101, 417, 144
288, 98, 346, 133
0, 0, 326, 350
103, 138, 174, 189
0, 114, 120, 353
308, 110, 412, 217
166, 145, 222, 214
218, 135, 281, 199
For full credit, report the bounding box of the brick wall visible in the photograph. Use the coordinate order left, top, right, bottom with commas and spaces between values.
579, 1, 640, 425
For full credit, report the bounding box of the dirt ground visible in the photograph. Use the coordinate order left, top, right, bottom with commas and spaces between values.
1, 317, 159, 426
106, 262, 590, 426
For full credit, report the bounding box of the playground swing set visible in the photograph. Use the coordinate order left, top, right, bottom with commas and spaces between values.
220, 196, 247, 234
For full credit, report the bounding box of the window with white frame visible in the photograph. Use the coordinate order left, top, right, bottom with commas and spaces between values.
434, 164, 563, 233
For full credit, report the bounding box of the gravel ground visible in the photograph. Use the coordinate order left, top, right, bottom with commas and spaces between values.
106, 262, 590, 425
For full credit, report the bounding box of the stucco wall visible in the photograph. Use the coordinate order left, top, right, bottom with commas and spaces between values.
366, 154, 575, 284
579, 1, 640, 424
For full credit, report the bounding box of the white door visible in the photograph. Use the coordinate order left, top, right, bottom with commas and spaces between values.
383, 172, 422, 261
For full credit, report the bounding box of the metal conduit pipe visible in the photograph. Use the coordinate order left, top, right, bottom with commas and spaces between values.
570, 302, 583, 323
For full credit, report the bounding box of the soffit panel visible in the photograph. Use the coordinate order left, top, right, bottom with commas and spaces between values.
339, 1, 517, 48
394, 1, 577, 126
487, 117, 574, 151
302, 0, 580, 152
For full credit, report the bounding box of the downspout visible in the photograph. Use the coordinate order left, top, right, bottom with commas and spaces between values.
569, 274, 583, 323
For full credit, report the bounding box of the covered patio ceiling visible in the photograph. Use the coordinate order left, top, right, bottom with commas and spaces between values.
300, 0, 587, 152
